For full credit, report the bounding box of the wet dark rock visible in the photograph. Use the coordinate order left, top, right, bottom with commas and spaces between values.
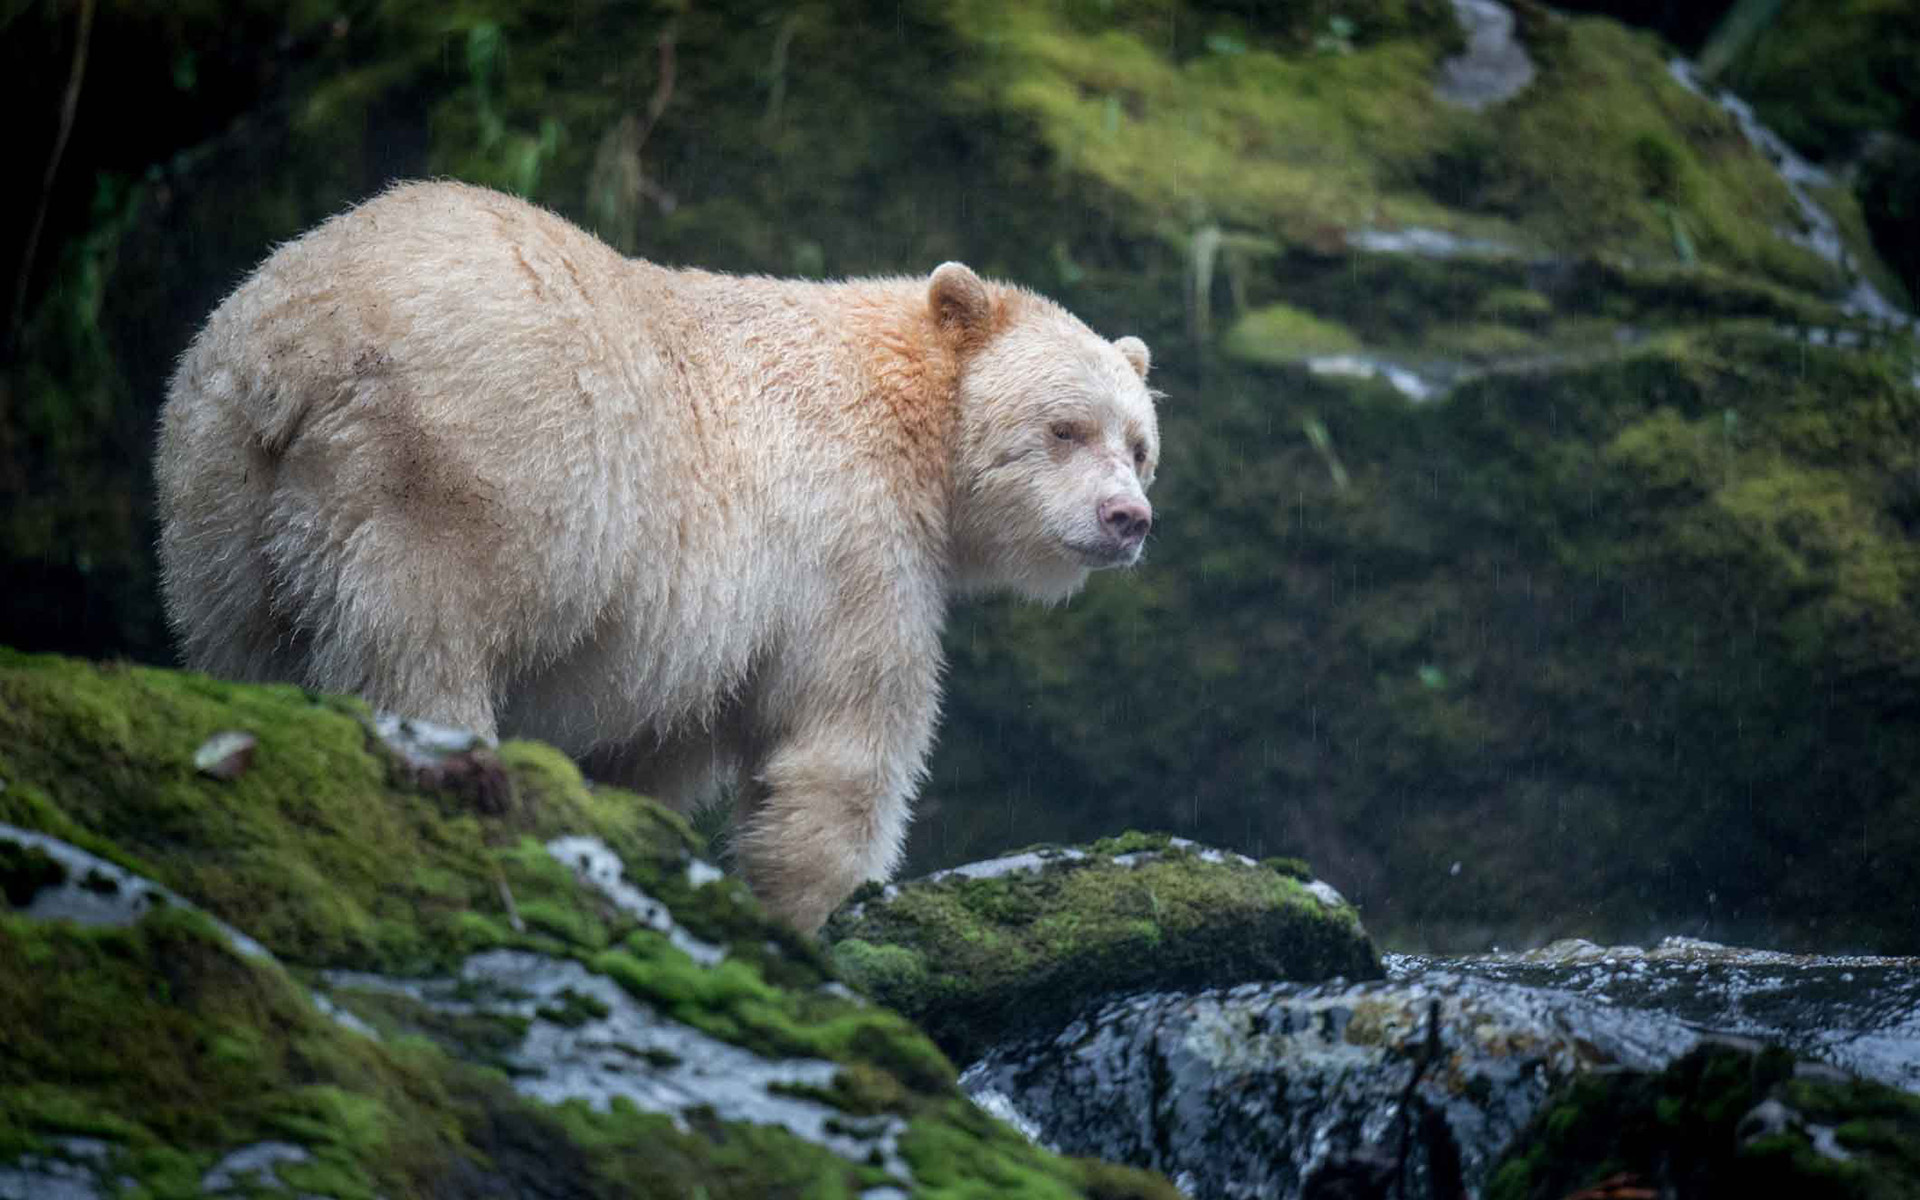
965, 978, 1613, 1199
962, 939, 1920, 1200
825, 832, 1381, 1064
1403, 938, 1920, 1092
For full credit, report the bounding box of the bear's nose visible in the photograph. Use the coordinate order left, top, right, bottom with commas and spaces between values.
1099, 497, 1152, 542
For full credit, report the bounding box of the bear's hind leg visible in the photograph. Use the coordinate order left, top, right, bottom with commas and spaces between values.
291, 521, 502, 741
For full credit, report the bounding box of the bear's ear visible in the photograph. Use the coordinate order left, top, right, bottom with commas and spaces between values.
929, 262, 991, 338
1114, 336, 1152, 380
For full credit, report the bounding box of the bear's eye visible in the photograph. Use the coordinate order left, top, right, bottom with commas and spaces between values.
1050, 422, 1078, 443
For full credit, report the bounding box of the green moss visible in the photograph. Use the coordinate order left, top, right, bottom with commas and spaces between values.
1223, 303, 1364, 363
900, 1098, 1182, 1199
825, 834, 1378, 1063
951, 0, 1460, 236
1261, 857, 1315, 882
1476, 287, 1556, 325
1591, 338, 1920, 672
1489, 1042, 1920, 1200
0, 655, 1184, 1196
829, 939, 933, 995
542, 1096, 895, 1198
588, 929, 958, 1097
1477, 18, 1836, 290
0, 649, 747, 976
0, 905, 471, 1195
940, 0, 1879, 309
1241, 246, 1870, 382
1424, 321, 1544, 362
1089, 830, 1175, 856
1566, 259, 1854, 327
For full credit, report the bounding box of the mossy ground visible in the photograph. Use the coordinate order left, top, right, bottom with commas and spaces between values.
1488, 1041, 1920, 1200
825, 833, 1380, 1064
0, 651, 1180, 1198
0, 647, 744, 976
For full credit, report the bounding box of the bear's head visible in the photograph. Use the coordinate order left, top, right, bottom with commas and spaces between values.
933, 262, 1161, 603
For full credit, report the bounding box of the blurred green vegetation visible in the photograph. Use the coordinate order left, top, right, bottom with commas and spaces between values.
3, 0, 1916, 950
1711, 0, 1920, 310
933, 322, 1920, 951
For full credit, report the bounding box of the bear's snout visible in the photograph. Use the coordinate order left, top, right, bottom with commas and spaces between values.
1098, 496, 1152, 546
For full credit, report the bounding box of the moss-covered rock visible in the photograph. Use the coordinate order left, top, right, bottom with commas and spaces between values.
0, 649, 1181, 1198
940, 305, 1920, 952
946, 0, 1859, 294
1488, 1039, 1920, 1200
0, 647, 745, 975
823, 832, 1380, 1064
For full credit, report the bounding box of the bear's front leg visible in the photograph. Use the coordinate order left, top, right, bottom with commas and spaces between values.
732, 646, 941, 933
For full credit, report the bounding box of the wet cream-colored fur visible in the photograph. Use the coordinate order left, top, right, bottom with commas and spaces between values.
157, 180, 1161, 931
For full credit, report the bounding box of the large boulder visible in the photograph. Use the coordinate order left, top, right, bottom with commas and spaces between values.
825, 833, 1380, 1064
0, 649, 1179, 1199
959, 939, 1920, 1200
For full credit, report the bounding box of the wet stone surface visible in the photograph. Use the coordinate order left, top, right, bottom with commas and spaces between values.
1397, 938, 1920, 1092
962, 938, 1920, 1200
320, 948, 914, 1182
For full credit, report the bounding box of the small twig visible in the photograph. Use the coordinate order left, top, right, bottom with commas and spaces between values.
496, 869, 526, 934
10, 0, 95, 351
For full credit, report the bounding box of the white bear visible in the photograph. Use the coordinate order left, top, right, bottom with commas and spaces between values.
156, 181, 1160, 931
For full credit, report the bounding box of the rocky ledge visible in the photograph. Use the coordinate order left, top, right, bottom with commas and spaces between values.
0, 649, 1177, 1199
